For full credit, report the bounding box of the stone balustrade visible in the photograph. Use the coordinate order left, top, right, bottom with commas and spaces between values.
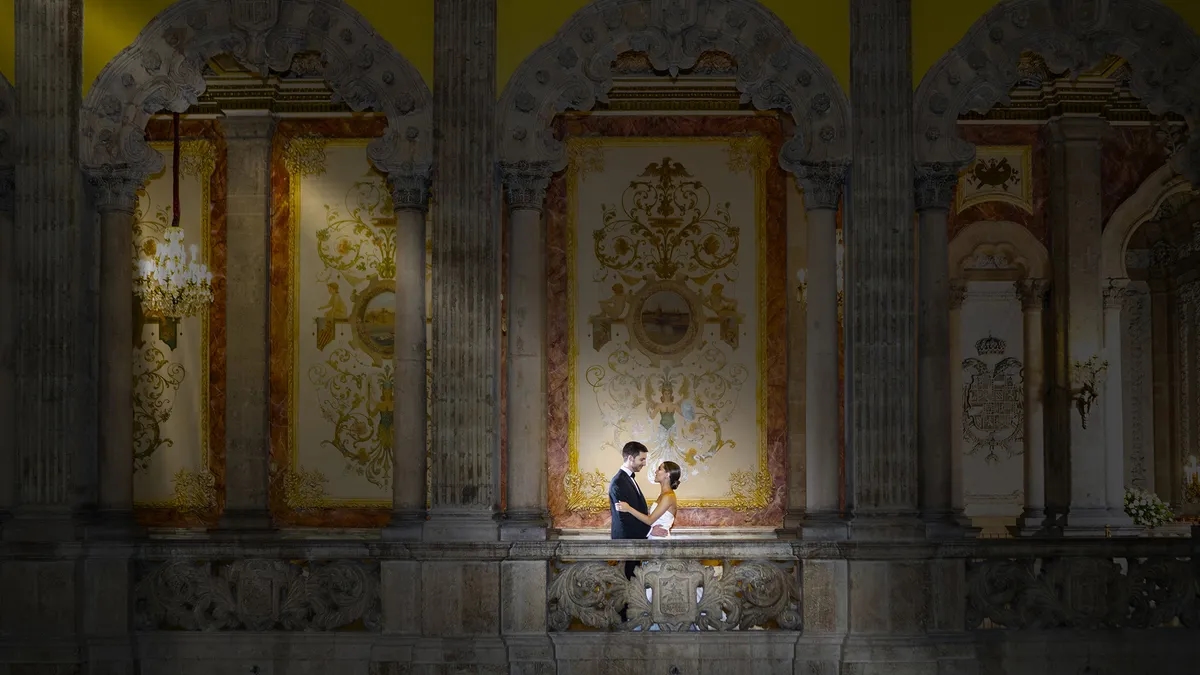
113, 536, 1200, 636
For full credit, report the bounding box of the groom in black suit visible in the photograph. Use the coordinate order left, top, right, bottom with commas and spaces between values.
609, 441, 650, 580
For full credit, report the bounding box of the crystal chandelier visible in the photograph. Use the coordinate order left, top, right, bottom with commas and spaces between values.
133, 112, 213, 319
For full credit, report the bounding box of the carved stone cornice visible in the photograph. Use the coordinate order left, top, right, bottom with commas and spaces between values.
914, 162, 960, 212
498, 0, 850, 172
1014, 278, 1049, 311
387, 163, 432, 213
791, 160, 848, 211
84, 165, 145, 215
1103, 277, 1132, 310
500, 160, 555, 213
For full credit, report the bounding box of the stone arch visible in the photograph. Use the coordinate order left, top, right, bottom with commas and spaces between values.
1101, 162, 1193, 280
497, 0, 850, 174
914, 0, 1200, 183
950, 220, 1050, 281
80, 0, 431, 184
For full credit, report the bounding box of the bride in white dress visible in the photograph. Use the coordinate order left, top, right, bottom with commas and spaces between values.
616, 460, 680, 538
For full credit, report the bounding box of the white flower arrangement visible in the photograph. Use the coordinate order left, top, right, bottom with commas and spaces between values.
1123, 487, 1174, 528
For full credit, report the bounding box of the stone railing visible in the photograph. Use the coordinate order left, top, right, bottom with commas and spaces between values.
962, 538, 1200, 631
546, 540, 802, 632
89, 535, 1200, 636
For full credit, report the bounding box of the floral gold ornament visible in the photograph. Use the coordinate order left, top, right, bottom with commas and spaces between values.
567, 137, 772, 513
1069, 354, 1108, 430
133, 113, 214, 319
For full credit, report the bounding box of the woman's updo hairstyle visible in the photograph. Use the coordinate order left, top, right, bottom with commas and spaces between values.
660, 461, 682, 490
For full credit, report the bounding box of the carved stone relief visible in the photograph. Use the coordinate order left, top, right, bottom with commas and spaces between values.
546, 559, 801, 632
134, 558, 382, 631
497, 0, 850, 190
913, 0, 1200, 184
966, 555, 1200, 629
79, 0, 432, 190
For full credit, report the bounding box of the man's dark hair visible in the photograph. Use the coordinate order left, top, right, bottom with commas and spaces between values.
621, 441, 648, 459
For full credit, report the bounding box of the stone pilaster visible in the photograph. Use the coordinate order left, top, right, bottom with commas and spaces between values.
793, 161, 848, 539
217, 112, 276, 532
0, 166, 12, 522
385, 167, 431, 540
846, 0, 919, 532
6, 0, 89, 539
1046, 117, 1114, 534
1102, 278, 1133, 525
500, 161, 554, 540
914, 163, 960, 536
948, 280, 968, 519
88, 169, 143, 533
1015, 278, 1049, 535
427, 0, 501, 540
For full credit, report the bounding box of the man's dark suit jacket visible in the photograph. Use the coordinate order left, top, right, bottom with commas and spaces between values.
609, 469, 650, 540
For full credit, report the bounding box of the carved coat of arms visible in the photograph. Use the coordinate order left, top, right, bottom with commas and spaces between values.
961, 335, 1024, 463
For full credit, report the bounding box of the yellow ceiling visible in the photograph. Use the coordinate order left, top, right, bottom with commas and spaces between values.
0, 1, 1198, 102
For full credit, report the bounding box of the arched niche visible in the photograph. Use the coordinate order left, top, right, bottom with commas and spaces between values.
497, 0, 850, 180
1101, 162, 1194, 280
950, 220, 1050, 282
79, 0, 431, 187
913, 0, 1200, 184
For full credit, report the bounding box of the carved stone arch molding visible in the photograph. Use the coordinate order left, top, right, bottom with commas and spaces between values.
950, 220, 1050, 281
79, 0, 432, 194
497, 0, 851, 188
0, 73, 13, 204
914, 0, 1200, 183
1101, 162, 1193, 280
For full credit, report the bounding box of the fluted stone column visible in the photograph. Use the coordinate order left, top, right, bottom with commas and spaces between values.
1103, 278, 1131, 518
1016, 278, 1048, 534
948, 280, 967, 518
0, 167, 12, 523
6, 0, 90, 541
794, 161, 847, 539
384, 169, 432, 540
90, 172, 143, 531
1047, 117, 1126, 533
218, 112, 276, 531
500, 162, 553, 541
426, 0, 501, 540
915, 163, 959, 535
846, 0, 919, 533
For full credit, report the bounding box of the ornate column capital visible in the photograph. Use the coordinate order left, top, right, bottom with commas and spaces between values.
500, 160, 554, 213
914, 162, 960, 212
1103, 277, 1132, 310
84, 165, 145, 215
792, 160, 849, 211
1015, 278, 1049, 311
0, 166, 13, 214
949, 278, 967, 310
387, 163, 432, 213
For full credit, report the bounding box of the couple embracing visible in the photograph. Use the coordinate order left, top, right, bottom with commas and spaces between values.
608, 441, 682, 579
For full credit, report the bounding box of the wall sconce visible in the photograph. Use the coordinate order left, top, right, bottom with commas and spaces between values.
1069, 354, 1108, 429
796, 269, 807, 304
